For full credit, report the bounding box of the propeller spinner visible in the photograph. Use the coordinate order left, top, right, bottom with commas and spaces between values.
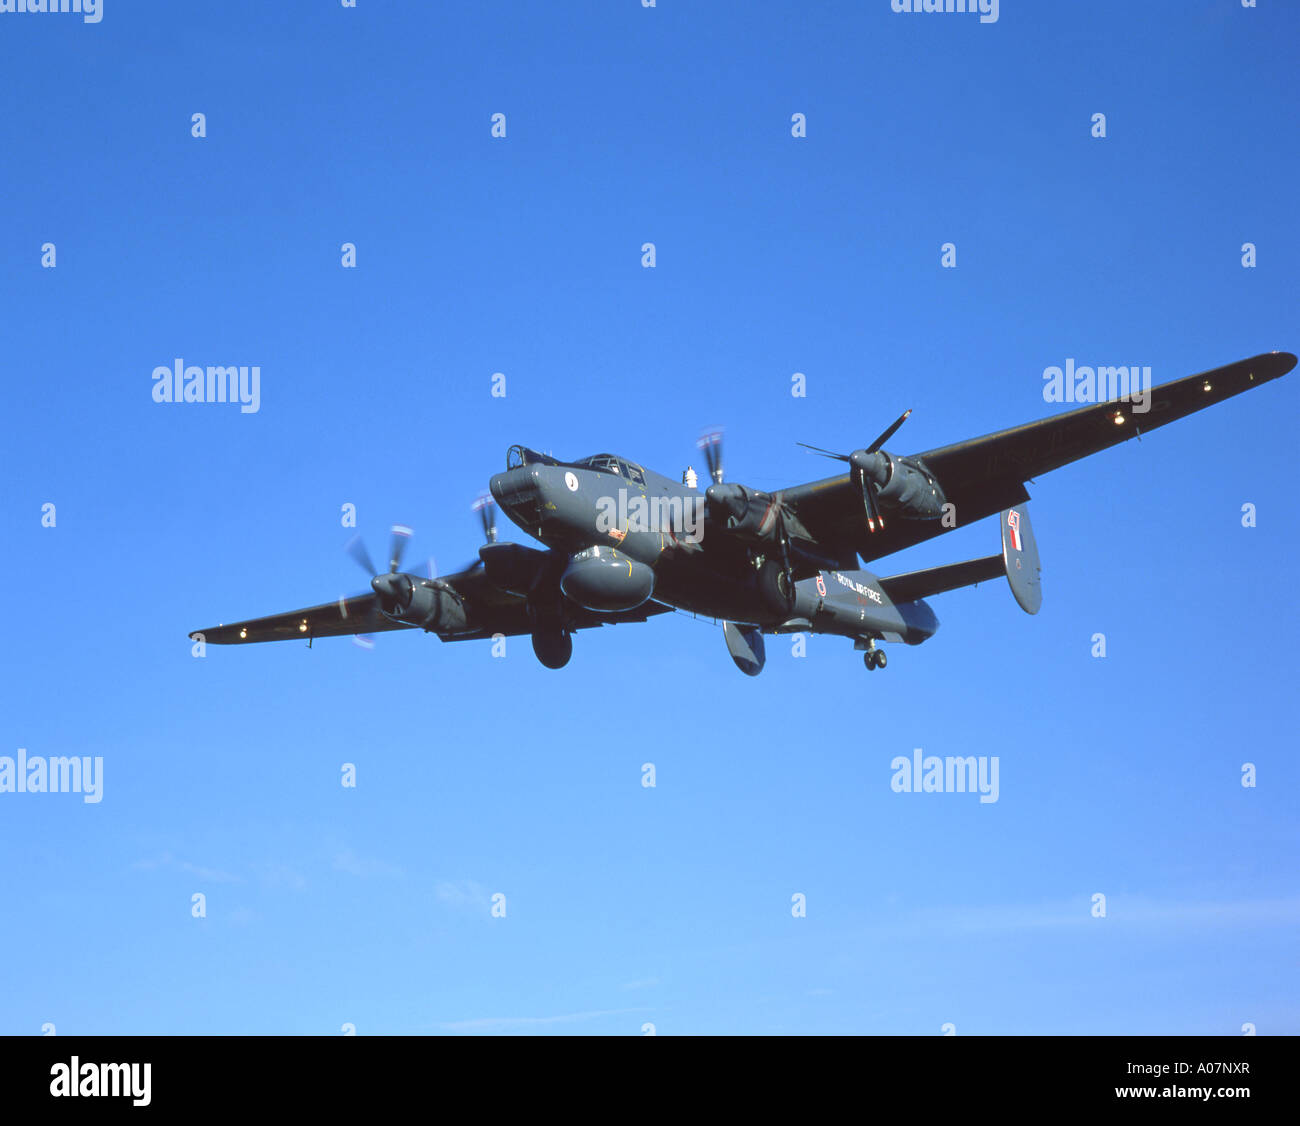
797, 408, 912, 533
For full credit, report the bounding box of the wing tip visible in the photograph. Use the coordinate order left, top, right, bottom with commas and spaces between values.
1269, 350, 1297, 374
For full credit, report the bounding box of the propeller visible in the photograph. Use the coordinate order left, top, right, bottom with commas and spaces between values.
343, 524, 418, 620
335, 492, 504, 648
797, 408, 912, 533
697, 429, 724, 485
340, 494, 501, 645
452, 493, 500, 573
340, 527, 404, 648
473, 493, 498, 544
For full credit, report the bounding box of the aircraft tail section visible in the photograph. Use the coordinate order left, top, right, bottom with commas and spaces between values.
877, 504, 1041, 614
1000, 504, 1041, 614
877, 554, 1004, 604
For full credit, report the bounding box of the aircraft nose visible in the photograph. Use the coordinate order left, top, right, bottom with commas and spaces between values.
490, 467, 544, 530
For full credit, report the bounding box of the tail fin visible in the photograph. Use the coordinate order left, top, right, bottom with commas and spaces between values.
1001, 505, 1041, 614
876, 504, 1042, 614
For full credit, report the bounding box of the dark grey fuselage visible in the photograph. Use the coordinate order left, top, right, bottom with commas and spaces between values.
489, 452, 937, 646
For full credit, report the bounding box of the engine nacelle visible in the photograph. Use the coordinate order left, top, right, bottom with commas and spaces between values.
561, 546, 655, 612
704, 483, 782, 543
849, 450, 946, 520
479, 541, 549, 598
380, 576, 470, 633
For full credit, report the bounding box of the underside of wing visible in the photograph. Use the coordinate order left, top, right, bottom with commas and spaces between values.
190, 593, 414, 645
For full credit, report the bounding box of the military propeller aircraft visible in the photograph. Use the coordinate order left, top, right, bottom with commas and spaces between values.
190, 351, 1293, 675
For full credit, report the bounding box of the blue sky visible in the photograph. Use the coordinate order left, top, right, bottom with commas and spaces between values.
2, 0, 1296, 1035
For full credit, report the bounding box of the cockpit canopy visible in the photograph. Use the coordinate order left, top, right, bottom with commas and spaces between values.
569, 452, 634, 478
506, 445, 560, 469
505, 446, 646, 484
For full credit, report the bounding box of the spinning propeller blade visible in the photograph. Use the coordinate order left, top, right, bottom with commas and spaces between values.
697, 429, 724, 485
473, 493, 498, 545
344, 534, 377, 577
388, 524, 413, 573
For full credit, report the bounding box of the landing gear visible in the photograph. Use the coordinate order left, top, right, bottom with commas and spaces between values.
757, 558, 796, 616
863, 646, 887, 671
531, 629, 572, 669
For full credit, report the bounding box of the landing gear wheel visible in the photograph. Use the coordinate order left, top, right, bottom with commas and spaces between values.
757, 559, 796, 616
874, 648, 887, 669
864, 648, 887, 671
531, 629, 572, 669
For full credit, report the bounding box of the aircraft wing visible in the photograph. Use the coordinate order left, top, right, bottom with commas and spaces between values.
190, 592, 416, 645
190, 564, 674, 645
779, 351, 1295, 565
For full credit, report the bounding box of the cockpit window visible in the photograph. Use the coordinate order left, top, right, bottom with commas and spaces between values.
573, 454, 622, 475
526, 451, 648, 481
506, 445, 560, 469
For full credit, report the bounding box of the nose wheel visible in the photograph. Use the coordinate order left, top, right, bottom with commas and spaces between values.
864, 647, 887, 671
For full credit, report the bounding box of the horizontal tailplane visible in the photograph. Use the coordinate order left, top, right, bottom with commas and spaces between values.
877, 504, 1041, 614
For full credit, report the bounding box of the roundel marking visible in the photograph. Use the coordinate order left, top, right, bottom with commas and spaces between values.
564, 471, 579, 492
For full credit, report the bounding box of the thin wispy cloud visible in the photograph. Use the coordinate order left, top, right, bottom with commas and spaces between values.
131, 850, 242, 884
879, 896, 1300, 938
333, 849, 403, 879
434, 879, 491, 908
620, 977, 662, 991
